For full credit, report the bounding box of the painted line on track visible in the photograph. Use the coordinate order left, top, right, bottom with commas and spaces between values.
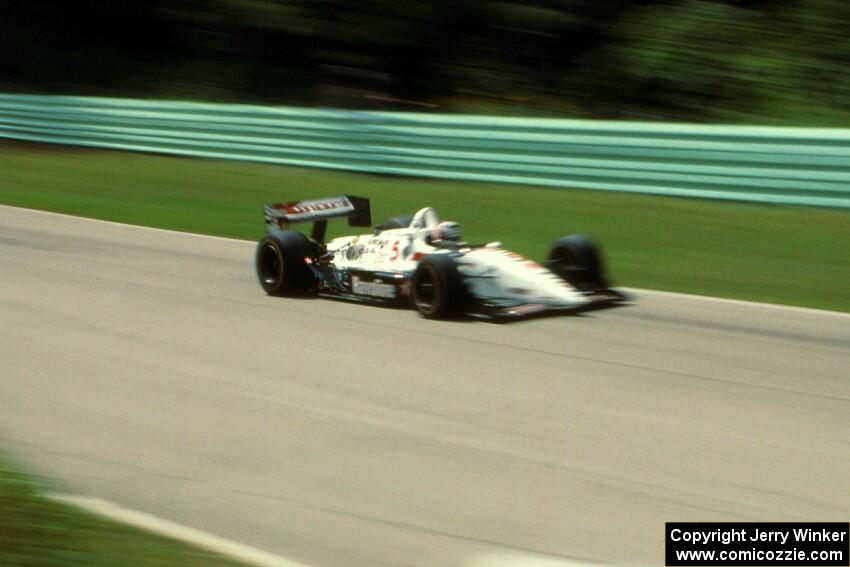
48, 493, 314, 567
3, 203, 846, 319
0, 203, 249, 244
619, 287, 850, 319
48, 493, 598, 567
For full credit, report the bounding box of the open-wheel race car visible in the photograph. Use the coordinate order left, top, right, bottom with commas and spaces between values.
255, 196, 627, 320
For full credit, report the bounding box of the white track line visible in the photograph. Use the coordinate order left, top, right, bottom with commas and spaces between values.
48, 493, 314, 567
2, 203, 846, 318
465, 553, 599, 567
49, 493, 598, 567
0, 203, 248, 244
620, 287, 850, 318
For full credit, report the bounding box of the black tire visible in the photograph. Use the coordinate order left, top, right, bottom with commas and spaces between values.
411, 254, 466, 319
375, 214, 414, 233
255, 231, 316, 296
546, 234, 609, 291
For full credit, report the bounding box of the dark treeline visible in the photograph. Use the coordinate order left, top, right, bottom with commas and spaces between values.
2, 0, 849, 123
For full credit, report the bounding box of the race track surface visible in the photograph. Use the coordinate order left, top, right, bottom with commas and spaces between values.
1, 205, 848, 566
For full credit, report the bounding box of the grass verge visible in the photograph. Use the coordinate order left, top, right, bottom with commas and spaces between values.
1, 142, 848, 312
0, 454, 245, 567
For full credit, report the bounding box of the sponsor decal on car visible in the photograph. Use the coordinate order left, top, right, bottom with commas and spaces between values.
279, 197, 354, 221
351, 275, 397, 298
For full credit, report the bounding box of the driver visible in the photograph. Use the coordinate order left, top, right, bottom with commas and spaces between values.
427, 221, 461, 247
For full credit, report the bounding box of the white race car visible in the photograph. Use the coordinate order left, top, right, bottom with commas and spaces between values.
255, 196, 627, 319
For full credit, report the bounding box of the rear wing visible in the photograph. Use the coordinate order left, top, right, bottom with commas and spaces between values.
264, 196, 371, 242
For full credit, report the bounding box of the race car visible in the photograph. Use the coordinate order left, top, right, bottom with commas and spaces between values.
255, 195, 627, 319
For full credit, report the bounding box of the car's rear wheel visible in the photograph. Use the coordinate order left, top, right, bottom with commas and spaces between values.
547, 235, 608, 291
411, 254, 465, 318
255, 231, 316, 296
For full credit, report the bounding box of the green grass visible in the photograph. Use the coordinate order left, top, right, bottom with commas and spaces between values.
2, 142, 848, 312
0, 455, 245, 567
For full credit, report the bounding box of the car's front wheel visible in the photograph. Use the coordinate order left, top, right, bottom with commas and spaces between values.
546, 234, 609, 291
411, 254, 466, 318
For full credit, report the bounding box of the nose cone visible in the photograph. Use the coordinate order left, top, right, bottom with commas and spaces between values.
465, 248, 589, 308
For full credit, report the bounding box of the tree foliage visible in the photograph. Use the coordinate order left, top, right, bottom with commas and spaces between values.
2, 0, 848, 123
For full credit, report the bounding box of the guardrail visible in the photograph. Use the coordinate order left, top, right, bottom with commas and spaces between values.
1, 94, 849, 208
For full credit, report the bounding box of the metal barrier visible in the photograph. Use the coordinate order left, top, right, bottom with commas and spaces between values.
1, 94, 849, 208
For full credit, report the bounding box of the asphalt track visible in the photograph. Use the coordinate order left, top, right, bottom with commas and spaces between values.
1, 204, 848, 567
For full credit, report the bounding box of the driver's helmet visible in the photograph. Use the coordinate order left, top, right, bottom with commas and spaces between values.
431, 221, 461, 244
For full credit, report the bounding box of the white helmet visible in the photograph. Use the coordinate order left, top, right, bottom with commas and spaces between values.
432, 221, 461, 243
